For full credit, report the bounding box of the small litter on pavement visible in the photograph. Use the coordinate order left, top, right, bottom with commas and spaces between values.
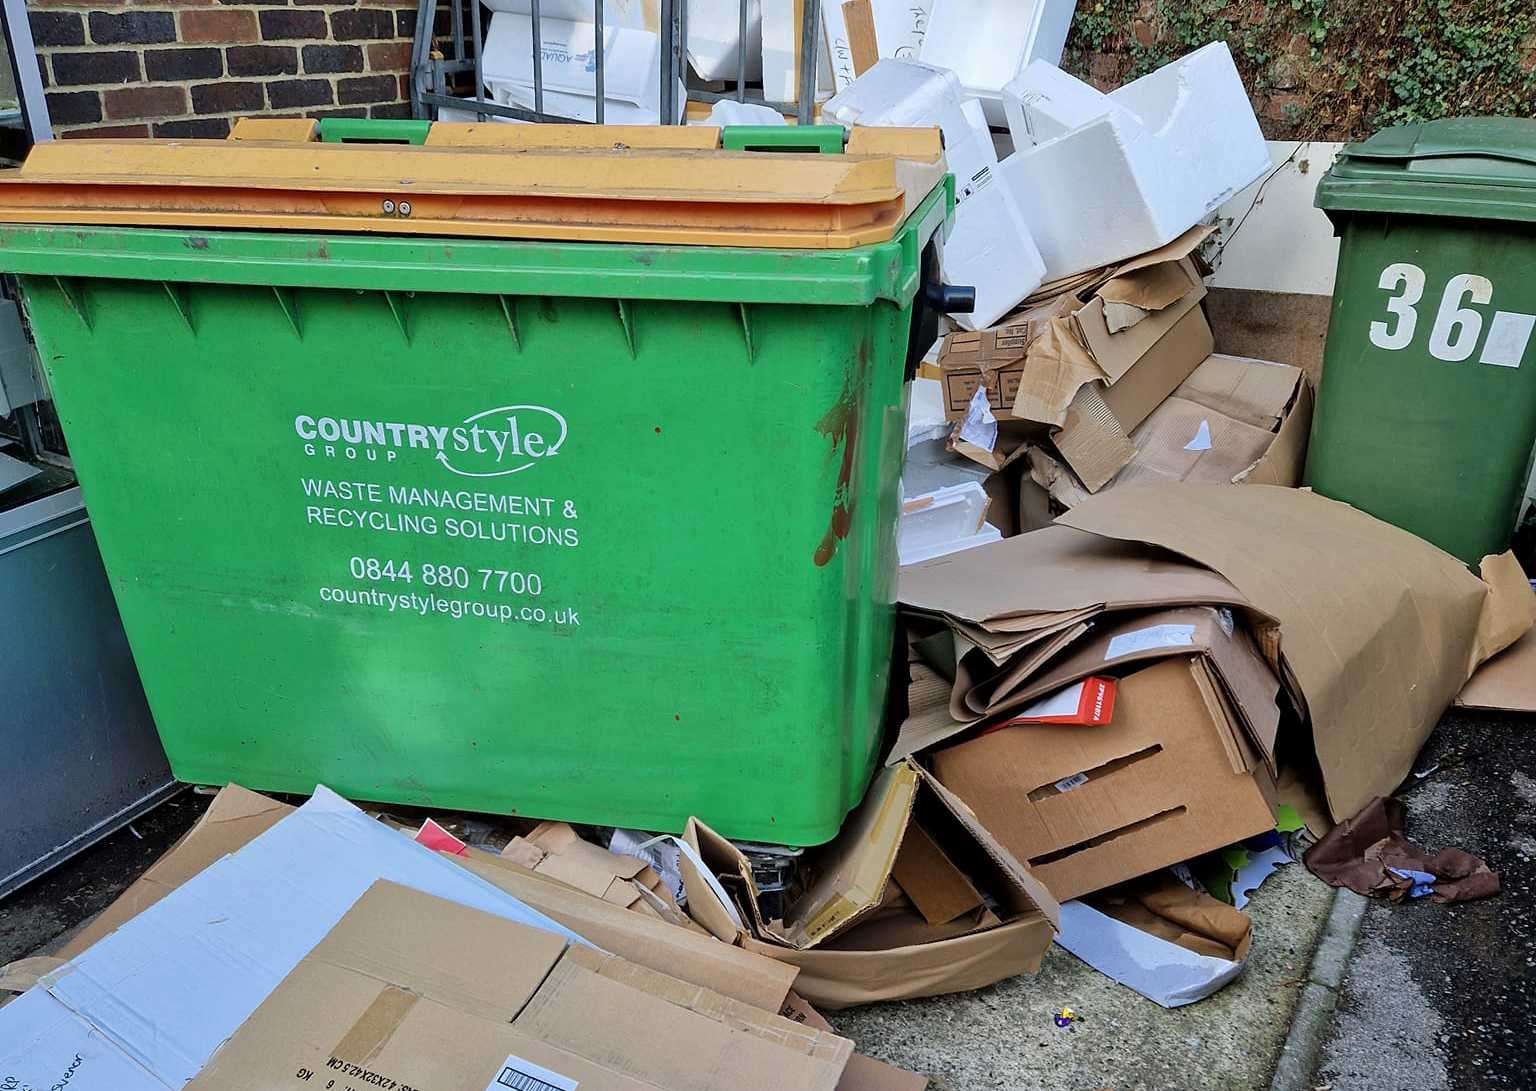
1303, 796, 1501, 904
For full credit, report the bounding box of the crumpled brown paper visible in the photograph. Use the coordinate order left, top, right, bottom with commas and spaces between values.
1303, 796, 1500, 904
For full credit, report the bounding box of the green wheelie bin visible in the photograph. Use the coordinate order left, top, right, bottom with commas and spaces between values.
1308, 117, 1536, 565
0, 119, 964, 844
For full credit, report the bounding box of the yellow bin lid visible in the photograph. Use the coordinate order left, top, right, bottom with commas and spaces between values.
0, 120, 946, 249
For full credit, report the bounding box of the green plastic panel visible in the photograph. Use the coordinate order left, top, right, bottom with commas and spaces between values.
6, 189, 948, 844
1305, 210, 1536, 563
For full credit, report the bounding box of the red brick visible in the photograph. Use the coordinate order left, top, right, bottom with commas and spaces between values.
366, 40, 411, 71
104, 84, 188, 120
62, 122, 151, 138
179, 8, 257, 42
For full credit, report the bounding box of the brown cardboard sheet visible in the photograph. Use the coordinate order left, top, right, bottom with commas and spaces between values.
184, 881, 852, 1091
1059, 484, 1533, 821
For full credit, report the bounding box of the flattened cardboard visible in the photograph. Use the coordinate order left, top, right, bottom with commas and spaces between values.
0, 788, 586, 1091
54, 785, 796, 1015
678, 762, 1059, 1008
57, 784, 293, 959
931, 657, 1278, 902
452, 850, 800, 1012
1458, 628, 1536, 712
899, 524, 1254, 629
1060, 484, 1517, 821
186, 882, 851, 1091
838, 1054, 931, 1091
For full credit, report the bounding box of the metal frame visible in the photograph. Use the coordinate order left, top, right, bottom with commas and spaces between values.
411, 0, 821, 125
0, 0, 52, 159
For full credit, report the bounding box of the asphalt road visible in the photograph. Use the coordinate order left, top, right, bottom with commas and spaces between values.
1318, 709, 1536, 1091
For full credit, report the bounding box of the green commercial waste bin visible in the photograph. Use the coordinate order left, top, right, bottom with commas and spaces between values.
0, 120, 961, 844
1309, 117, 1536, 564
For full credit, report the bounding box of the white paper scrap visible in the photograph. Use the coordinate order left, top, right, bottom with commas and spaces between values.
959, 384, 999, 452
1019, 681, 1087, 721
1184, 419, 1214, 451
1105, 623, 1197, 660
1231, 846, 1292, 910
1055, 901, 1245, 1009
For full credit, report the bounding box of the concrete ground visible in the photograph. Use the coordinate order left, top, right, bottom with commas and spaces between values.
836, 865, 1334, 1091
1317, 709, 1536, 1091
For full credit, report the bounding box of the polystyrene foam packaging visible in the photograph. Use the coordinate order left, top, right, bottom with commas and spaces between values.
918, 0, 1076, 125
999, 42, 1271, 281
824, 60, 1045, 328
899, 481, 1001, 566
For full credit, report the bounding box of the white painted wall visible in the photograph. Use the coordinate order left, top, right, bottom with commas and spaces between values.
1206, 140, 1345, 296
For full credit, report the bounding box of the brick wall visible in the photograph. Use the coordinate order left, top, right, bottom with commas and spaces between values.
31, 0, 420, 139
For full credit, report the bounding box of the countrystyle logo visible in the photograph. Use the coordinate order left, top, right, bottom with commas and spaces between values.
294, 405, 568, 478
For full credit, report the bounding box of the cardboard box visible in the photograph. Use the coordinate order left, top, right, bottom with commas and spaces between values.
678, 760, 1060, 1008
1059, 484, 1536, 821
931, 657, 1279, 902
951, 606, 1284, 773
1028, 353, 1314, 508
938, 228, 1209, 428
1051, 304, 1216, 490
186, 881, 854, 1091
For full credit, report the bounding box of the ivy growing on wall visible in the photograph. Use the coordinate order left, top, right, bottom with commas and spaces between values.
1063, 0, 1536, 141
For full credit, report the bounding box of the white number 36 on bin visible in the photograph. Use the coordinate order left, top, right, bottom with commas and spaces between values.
1369, 261, 1536, 368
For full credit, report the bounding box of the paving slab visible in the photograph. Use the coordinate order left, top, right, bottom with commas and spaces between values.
834, 863, 1337, 1091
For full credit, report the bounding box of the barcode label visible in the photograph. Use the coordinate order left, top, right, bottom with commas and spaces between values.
1054, 773, 1090, 794
486, 1054, 579, 1091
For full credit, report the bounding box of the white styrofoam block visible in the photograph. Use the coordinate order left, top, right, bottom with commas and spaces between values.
0, 787, 587, 1090
944, 179, 1047, 330
900, 482, 1001, 565
999, 42, 1271, 281
687, 0, 763, 82
826, 59, 1045, 322
1003, 59, 1139, 147
919, 0, 1075, 125
760, 0, 835, 105
822, 0, 933, 93
823, 58, 964, 128
482, 13, 682, 124
700, 99, 787, 127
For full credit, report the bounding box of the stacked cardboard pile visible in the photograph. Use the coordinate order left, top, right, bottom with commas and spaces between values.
890, 484, 1536, 929
0, 786, 935, 1091
915, 229, 1314, 552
